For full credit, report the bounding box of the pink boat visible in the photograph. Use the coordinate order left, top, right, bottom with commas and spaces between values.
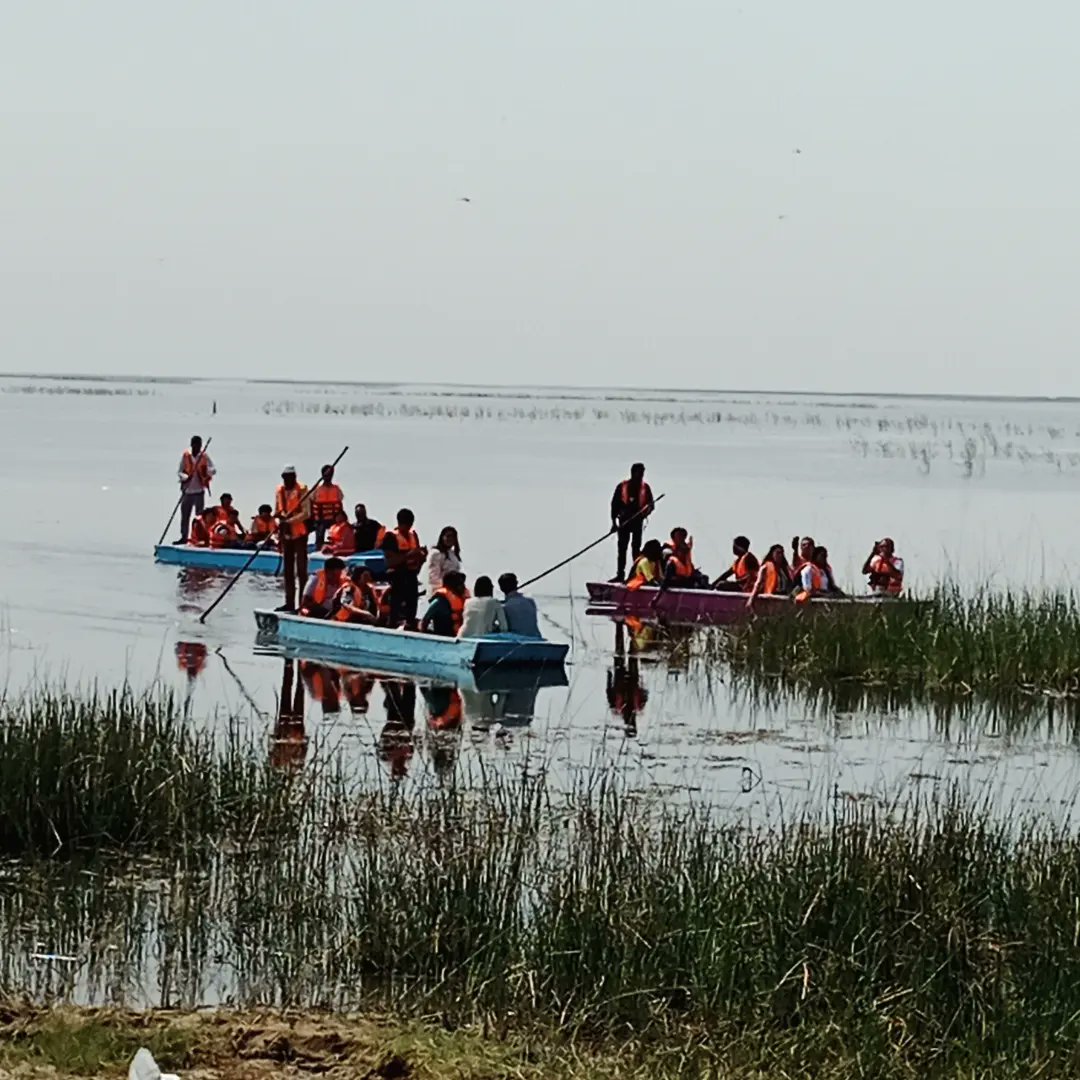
585, 582, 892, 624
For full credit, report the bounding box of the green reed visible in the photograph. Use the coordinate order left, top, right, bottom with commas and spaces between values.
679, 585, 1080, 698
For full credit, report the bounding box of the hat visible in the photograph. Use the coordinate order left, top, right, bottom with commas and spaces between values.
281, 464, 296, 474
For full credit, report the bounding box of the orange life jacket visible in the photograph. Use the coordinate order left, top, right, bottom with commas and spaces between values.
249, 515, 276, 540
760, 562, 786, 596
303, 569, 345, 611
796, 566, 826, 605
210, 519, 243, 548
618, 480, 653, 510
333, 579, 379, 622
276, 483, 310, 539
732, 553, 756, 591
312, 483, 345, 522
668, 549, 695, 579
181, 449, 212, 490
393, 527, 420, 552
188, 518, 211, 546
869, 554, 904, 595
435, 586, 468, 635
626, 555, 662, 590
325, 521, 356, 555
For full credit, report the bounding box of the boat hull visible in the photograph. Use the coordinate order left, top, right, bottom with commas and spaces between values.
254, 609, 569, 673
155, 544, 386, 576
586, 582, 895, 623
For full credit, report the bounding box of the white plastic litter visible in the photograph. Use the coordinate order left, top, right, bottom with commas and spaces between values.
128, 1047, 180, 1080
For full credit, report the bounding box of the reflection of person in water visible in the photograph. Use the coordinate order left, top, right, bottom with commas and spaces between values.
175, 641, 208, 681
379, 679, 416, 780
341, 670, 376, 714
299, 660, 342, 716
606, 621, 649, 737
422, 685, 463, 776
271, 658, 308, 770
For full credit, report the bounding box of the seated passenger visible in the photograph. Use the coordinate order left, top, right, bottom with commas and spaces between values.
188, 507, 217, 547
746, 544, 793, 608
795, 546, 836, 605
210, 508, 245, 548
334, 566, 381, 624
498, 573, 541, 638
353, 504, 387, 552
713, 536, 759, 592
322, 509, 357, 555
863, 538, 904, 595
459, 576, 506, 638
662, 528, 710, 589
790, 535, 815, 575
420, 570, 470, 637
214, 492, 237, 525
626, 539, 665, 590
299, 557, 349, 619
248, 504, 278, 549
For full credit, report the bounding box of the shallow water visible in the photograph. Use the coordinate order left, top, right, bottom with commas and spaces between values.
4, 374, 1080, 814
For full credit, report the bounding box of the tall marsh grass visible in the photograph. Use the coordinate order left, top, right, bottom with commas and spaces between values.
687, 586, 1080, 698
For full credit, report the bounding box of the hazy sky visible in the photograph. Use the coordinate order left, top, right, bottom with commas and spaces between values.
3, 2, 1077, 394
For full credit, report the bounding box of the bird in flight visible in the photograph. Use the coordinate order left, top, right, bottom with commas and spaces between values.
459, 197, 471, 203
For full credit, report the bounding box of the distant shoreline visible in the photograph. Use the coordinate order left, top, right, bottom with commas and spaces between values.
0, 371, 1076, 406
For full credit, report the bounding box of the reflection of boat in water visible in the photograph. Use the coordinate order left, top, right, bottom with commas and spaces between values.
155, 543, 386, 577
254, 609, 569, 677
587, 582, 899, 624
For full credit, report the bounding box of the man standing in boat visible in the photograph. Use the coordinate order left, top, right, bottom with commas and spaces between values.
609, 463, 655, 582
176, 435, 216, 542
275, 465, 313, 613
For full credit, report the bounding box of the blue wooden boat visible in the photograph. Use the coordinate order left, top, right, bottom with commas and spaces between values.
154, 544, 386, 576
254, 609, 569, 673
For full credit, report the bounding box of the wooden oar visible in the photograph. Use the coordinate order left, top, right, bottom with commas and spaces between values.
518, 493, 665, 591
198, 446, 349, 624
158, 437, 212, 546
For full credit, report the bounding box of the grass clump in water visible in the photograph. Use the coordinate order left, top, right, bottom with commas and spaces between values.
687, 585, 1080, 697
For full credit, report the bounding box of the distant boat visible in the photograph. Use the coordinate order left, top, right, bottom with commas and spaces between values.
586, 582, 897, 624
154, 544, 386, 577
255, 609, 568, 674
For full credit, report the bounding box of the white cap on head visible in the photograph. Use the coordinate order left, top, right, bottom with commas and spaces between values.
281, 464, 296, 474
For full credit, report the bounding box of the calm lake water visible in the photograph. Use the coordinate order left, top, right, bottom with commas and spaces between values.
3, 374, 1080, 815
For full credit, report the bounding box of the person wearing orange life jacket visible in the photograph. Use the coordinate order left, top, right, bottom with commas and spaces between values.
213, 492, 237, 525
790, 536, 815, 575
210, 507, 246, 548
795, 546, 838, 605
275, 465, 313, 613
746, 544, 794, 609
247, 504, 278, 549
661, 528, 710, 590
175, 435, 216, 543
322, 510, 357, 555
713, 536, 760, 592
334, 566, 381, 625
382, 508, 428, 628
420, 570, 469, 637
863, 537, 904, 596
299, 557, 349, 619
311, 464, 346, 549
626, 539, 665, 591
609, 463, 655, 582
188, 507, 218, 547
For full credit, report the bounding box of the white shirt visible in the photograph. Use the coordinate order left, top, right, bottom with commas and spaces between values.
427, 548, 463, 591
459, 597, 505, 638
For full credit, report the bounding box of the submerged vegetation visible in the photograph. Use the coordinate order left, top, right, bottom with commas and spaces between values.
4, 688, 1080, 1074
673, 586, 1080, 700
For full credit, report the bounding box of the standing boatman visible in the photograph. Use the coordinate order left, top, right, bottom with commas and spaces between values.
275, 465, 313, 613
176, 435, 216, 542
609, 463, 655, 582
310, 464, 346, 549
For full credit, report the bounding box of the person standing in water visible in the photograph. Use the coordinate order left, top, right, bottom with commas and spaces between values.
176, 435, 216, 543
609, 463, 655, 582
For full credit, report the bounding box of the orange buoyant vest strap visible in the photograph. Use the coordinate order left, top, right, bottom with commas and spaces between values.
761, 562, 780, 595
250, 516, 275, 537
276, 484, 309, 538
182, 450, 211, 486
733, 554, 755, 589
669, 551, 694, 577
312, 484, 345, 521
394, 528, 420, 551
